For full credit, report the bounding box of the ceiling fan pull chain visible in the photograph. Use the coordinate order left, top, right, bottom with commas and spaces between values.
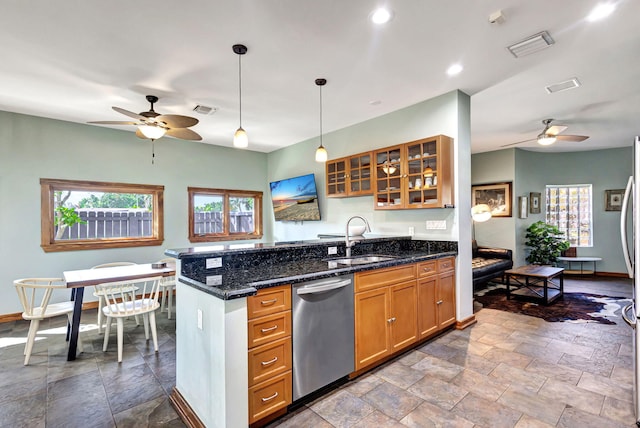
152, 139, 155, 165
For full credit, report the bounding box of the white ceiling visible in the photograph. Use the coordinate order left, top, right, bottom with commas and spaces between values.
1, 0, 639, 154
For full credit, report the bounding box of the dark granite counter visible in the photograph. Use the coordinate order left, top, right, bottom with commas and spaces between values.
166, 236, 457, 300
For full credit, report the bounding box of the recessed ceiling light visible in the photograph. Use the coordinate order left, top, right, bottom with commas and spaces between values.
370, 8, 393, 24
587, 2, 616, 21
447, 64, 463, 76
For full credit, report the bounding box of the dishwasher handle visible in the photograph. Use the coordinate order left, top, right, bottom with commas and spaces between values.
296, 278, 351, 295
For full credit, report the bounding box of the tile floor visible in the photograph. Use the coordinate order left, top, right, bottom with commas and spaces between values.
0, 276, 636, 427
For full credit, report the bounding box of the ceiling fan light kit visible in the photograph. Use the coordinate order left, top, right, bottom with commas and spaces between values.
537, 134, 557, 145
315, 78, 328, 163
138, 124, 167, 140
233, 44, 249, 149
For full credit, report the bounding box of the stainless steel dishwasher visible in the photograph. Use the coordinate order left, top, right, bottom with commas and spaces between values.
292, 274, 354, 401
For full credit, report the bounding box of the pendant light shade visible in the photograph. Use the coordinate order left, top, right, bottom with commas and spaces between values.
315, 78, 328, 162
233, 44, 248, 148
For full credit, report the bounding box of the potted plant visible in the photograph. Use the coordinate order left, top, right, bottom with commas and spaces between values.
525, 221, 570, 265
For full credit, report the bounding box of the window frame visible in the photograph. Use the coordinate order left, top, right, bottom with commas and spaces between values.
188, 187, 263, 243
40, 178, 164, 252
545, 183, 593, 247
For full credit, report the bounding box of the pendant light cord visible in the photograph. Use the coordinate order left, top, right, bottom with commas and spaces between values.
238, 54, 242, 128
319, 84, 323, 146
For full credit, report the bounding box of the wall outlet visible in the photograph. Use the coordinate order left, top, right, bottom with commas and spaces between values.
408, 226, 415, 236
206, 257, 222, 269
197, 309, 203, 330
426, 220, 447, 230
328, 246, 338, 255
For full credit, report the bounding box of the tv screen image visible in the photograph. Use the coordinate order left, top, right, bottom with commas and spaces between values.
269, 173, 321, 221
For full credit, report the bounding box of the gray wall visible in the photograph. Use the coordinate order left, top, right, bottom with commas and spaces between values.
472, 147, 631, 273
0, 110, 268, 315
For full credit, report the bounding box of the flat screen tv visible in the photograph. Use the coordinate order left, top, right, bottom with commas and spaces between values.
269, 173, 321, 221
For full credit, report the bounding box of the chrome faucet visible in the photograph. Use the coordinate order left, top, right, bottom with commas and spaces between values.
345, 216, 371, 257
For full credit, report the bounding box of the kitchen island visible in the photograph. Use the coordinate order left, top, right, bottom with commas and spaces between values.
166, 236, 458, 427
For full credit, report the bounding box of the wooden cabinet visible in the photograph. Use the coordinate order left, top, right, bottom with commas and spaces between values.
374, 135, 454, 209
247, 285, 292, 425
354, 265, 417, 370
326, 151, 373, 197
417, 257, 456, 340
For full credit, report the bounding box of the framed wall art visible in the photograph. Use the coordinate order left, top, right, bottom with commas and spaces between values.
519, 196, 528, 219
529, 192, 541, 214
605, 189, 625, 211
471, 182, 512, 217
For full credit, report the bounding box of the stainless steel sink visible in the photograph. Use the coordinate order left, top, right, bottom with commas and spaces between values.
327, 255, 398, 265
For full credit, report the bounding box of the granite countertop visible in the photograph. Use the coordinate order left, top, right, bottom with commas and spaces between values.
177, 249, 457, 300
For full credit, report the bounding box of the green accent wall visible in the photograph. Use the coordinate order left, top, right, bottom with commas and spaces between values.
472, 147, 632, 274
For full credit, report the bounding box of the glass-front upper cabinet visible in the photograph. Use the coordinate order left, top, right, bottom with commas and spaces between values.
326, 152, 373, 198
373, 145, 403, 209
373, 135, 454, 210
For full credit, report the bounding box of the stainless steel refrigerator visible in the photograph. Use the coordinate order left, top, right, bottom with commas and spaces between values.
620, 135, 640, 426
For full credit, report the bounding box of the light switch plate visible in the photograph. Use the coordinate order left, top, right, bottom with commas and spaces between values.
197, 309, 203, 330
328, 246, 338, 255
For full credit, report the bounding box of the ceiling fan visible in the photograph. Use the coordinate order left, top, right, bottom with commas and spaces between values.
89, 95, 202, 141
501, 118, 589, 148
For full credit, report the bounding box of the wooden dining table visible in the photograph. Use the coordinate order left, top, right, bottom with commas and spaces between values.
63, 262, 176, 361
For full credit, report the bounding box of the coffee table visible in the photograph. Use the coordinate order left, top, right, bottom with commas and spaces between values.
505, 265, 564, 305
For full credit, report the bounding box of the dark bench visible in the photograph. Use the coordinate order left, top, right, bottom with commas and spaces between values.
472, 242, 513, 288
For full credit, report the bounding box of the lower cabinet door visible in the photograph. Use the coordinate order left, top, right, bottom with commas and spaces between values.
417, 276, 438, 339
248, 371, 292, 424
389, 280, 418, 351
438, 271, 456, 328
355, 287, 390, 370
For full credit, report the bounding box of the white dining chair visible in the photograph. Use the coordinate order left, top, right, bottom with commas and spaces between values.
91, 262, 138, 333
14, 278, 83, 365
98, 276, 162, 362
156, 258, 176, 319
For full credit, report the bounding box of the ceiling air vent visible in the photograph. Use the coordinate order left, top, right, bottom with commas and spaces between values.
507, 31, 555, 58
193, 105, 217, 115
545, 77, 581, 94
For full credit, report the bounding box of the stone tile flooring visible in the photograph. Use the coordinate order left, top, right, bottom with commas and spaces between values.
0, 276, 636, 427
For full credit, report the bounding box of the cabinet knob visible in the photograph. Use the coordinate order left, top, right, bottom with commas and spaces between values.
436, 300, 443, 305
423, 267, 432, 272
387, 317, 396, 323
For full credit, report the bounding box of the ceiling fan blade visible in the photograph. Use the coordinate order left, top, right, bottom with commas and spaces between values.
165, 127, 203, 141
157, 114, 199, 128
556, 134, 589, 142
546, 125, 568, 136
500, 138, 536, 148
113, 106, 146, 120
88, 120, 140, 125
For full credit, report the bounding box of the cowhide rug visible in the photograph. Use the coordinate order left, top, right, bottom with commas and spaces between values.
475, 284, 631, 324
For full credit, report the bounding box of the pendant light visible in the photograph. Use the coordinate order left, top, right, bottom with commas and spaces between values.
233, 44, 248, 148
315, 78, 328, 162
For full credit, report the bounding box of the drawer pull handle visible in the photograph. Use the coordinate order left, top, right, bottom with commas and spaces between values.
261, 356, 278, 366
260, 298, 278, 306
422, 267, 432, 272
436, 300, 443, 305
261, 391, 279, 402
260, 325, 278, 333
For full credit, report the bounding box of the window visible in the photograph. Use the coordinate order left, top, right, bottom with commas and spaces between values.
545, 184, 592, 247
41, 178, 164, 252
188, 187, 263, 242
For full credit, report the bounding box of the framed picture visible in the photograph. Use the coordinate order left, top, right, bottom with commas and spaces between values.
605, 189, 625, 211
519, 196, 528, 219
529, 192, 541, 214
471, 182, 512, 217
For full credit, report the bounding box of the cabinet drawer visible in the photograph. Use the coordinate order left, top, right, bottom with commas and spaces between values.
248, 311, 291, 348
438, 257, 455, 273
417, 260, 437, 277
247, 285, 291, 319
248, 371, 292, 424
248, 337, 292, 387
355, 264, 416, 292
